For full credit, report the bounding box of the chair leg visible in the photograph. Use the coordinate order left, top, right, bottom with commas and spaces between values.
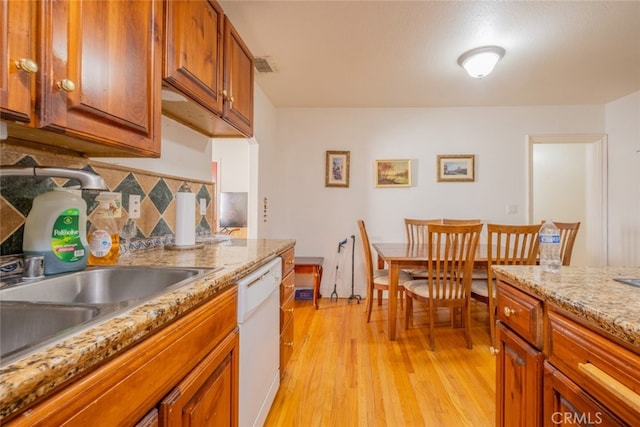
405, 294, 413, 329
377, 289, 383, 306
428, 302, 436, 351
399, 288, 404, 309
365, 286, 374, 323
488, 282, 496, 348
464, 302, 472, 349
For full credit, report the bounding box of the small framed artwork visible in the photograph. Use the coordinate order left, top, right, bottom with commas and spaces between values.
375, 159, 411, 187
437, 154, 475, 182
325, 151, 350, 187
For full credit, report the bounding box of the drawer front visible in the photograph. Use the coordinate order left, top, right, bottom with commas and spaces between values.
281, 247, 295, 277
280, 270, 295, 303
280, 318, 294, 373
280, 289, 294, 330
496, 280, 544, 348
548, 310, 640, 425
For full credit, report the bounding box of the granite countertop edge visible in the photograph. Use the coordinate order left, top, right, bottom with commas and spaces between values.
0, 238, 295, 420
492, 265, 640, 351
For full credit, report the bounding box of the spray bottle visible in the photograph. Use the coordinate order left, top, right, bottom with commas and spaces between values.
87, 192, 120, 265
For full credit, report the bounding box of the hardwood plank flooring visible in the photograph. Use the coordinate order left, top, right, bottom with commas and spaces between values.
265, 298, 495, 426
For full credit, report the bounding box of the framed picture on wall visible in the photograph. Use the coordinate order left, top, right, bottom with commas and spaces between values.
437, 154, 475, 182
325, 151, 350, 187
375, 159, 411, 187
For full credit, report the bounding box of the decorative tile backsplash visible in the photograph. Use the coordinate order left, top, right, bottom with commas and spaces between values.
0, 142, 215, 256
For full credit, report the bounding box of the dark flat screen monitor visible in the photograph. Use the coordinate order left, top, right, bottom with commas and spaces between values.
219, 192, 248, 228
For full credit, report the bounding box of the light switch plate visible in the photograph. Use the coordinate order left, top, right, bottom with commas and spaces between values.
199, 198, 207, 215
507, 204, 518, 215
129, 194, 141, 219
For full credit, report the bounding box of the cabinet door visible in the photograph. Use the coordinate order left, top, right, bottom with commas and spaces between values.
496, 321, 545, 427
163, 0, 224, 114
1, 0, 36, 123
159, 330, 239, 427
41, 0, 161, 156
222, 16, 253, 137
543, 362, 625, 427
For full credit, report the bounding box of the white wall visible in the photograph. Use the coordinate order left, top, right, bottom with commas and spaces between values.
98, 116, 213, 182
269, 106, 605, 297
606, 91, 640, 266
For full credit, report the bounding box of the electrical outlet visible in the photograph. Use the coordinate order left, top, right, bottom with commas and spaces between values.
199, 198, 207, 215
129, 194, 141, 219
507, 204, 518, 215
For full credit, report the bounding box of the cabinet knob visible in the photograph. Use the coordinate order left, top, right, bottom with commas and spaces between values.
284, 342, 294, 347
489, 346, 500, 356
15, 58, 39, 74
503, 306, 516, 317
56, 78, 76, 92
221, 89, 234, 103
285, 308, 294, 313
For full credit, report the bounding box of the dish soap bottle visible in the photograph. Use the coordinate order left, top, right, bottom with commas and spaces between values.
87, 192, 120, 265
23, 187, 89, 275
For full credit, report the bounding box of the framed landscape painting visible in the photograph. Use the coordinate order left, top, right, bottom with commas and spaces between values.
437, 154, 475, 182
375, 159, 411, 187
325, 151, 350, 187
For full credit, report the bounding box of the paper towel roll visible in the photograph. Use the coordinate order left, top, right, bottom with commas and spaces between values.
175, 191, 196, 246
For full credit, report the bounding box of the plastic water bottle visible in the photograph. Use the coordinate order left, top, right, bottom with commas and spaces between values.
539, 219, 561, 273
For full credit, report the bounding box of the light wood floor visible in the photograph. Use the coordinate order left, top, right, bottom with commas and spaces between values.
265, 297, 496, 427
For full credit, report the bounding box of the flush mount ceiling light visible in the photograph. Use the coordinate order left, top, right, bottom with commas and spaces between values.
457, 46, 505, 79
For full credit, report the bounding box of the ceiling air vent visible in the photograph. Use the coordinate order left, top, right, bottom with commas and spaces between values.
254, 57, 275, 73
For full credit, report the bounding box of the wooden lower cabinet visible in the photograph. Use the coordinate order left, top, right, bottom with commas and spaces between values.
7, 286, 238, 426
496, 276, 640, 427
495, 321, 544, 427
543, 362, 625, 426
279, 247, 295, 375
159, 330, 239, 427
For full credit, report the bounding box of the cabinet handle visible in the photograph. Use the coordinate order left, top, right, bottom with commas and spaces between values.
489, 346, 500, 356
285, 308, 294, 313
284, 342, 293, 347
285, 284, 295, 289
287, 259, 295, 265
578, 362, 640, 413
503, 306, 516, 317
56, 79, 76, 92
221, 89, 234, 104
15, 58, 39, 74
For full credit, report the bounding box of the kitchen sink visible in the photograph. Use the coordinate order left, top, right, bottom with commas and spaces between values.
0, 266, 212, 304
0, 302, 101, 360
0, 266, 219, 365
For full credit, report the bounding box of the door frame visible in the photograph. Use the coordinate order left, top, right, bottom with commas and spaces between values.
526, 134, 608, 266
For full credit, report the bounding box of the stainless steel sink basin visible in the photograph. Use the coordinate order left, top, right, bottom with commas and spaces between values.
0, 302, 101, 360
0, 266, 218, 365
0, 266, 211, 304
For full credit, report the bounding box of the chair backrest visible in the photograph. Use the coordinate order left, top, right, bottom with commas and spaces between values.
543, 221, 581, 266
442, 218, 482, 224
426, 223, 483, 301
404, 218, 441, 244
486, 224, 541, 281
357, 220, 375, 296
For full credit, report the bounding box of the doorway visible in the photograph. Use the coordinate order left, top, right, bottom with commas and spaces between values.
527, 134, 608, 266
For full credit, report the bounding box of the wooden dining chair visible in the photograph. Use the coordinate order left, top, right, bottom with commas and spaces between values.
404, 223, 483, 350
471, 223, 541, 347
442, 218, 481, 224
358, 220, 413, 322
543, 221, 581, 266
404, 218, 441, 278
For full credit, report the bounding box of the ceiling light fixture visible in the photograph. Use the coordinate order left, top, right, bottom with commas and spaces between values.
457, 46, 505, 79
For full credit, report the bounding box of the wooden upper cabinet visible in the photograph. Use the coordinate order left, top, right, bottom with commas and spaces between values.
162, 0, 254, 138
36, 0, 162, 156
163, 0, 224, 115
1, 0, 36, 123
222, 16, 254, 138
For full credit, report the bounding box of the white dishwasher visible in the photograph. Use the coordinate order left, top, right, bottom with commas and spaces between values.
237, 257, 282, 427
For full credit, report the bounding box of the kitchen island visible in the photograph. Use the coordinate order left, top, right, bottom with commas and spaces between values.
493, 265, 640, 426
0, 238, 295, 424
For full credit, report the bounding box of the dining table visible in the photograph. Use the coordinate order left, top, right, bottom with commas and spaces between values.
372, 242, 489, 340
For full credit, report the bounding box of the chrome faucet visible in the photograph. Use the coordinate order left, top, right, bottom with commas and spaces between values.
0, 166, 107, 190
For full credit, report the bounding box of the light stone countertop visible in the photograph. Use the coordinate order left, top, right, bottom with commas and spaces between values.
492, 265, 640, 351
0, 238, 295, 420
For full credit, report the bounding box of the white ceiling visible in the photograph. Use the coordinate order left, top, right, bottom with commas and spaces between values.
220, 0, 640, 108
